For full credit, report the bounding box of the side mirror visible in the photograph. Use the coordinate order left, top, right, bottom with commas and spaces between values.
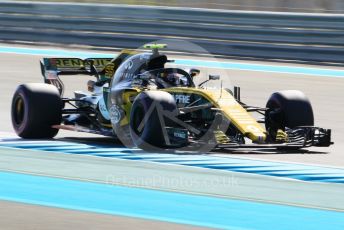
209, 75, 220, 80
198, 74, 221, 88
189, 68, 200, 77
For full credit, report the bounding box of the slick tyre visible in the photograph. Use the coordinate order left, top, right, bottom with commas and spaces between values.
129, 91, 178, 150
11, 83, 62, 138
265, 90, 314, 138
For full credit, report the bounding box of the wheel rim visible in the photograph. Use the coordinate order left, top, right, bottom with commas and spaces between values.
13, 95, 25, 126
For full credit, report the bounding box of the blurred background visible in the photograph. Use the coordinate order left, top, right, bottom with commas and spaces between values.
15, 0, 344, 13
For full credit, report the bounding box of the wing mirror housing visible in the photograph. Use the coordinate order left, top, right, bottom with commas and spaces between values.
189, 68, 200, 77
198, 74, 221, 88
209, 74, 220, 80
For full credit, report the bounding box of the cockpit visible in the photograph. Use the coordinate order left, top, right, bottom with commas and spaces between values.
135, 68, 194, 89
111, 50, 195, 90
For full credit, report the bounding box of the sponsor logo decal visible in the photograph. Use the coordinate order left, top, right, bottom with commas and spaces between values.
174, 131, 187, 139
124, 60, 133, 70
50, 58, 111, 68
110, 105, 123, 124
174, 94, 190, 104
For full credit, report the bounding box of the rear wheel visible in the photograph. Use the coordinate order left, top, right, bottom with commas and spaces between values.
11, 83, 62, 138
265, 90, 314, 140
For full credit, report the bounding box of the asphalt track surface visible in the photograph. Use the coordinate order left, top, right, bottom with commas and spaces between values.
0, 200, 205, 230
1, 46, 344, 228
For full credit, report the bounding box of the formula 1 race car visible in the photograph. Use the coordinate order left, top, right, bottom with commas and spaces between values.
11, 44, 332, 151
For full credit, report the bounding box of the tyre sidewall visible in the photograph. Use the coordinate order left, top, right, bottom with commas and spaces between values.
265, 90, 314, 135
11, 84, 62, 138
129, 91, 178, 150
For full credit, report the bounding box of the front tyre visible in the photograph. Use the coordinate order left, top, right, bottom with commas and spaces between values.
129, 91, 178, 150
11, 83, 62, 138
265, 90, 314, 139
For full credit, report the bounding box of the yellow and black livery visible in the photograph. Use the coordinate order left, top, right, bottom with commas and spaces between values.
12, 43, 332, 151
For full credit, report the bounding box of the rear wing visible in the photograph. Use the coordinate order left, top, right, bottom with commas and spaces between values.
40, 50, 139, 96
40, 58, 113, 75
40, 58, 113, 96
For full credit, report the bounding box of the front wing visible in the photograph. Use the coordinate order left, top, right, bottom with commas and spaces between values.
214, 126, 332, 150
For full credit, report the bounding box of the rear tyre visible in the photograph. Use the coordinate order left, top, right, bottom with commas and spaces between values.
11, 83, 62, 138
265, 90, 314, 139
129, 91, 178, 150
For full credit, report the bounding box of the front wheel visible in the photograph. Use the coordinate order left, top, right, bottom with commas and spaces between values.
265, 90, 314, 139
11, 83, 62, 138
129, 91, 178, 150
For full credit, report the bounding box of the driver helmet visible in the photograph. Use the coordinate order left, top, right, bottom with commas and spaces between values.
163, 72, 180, 86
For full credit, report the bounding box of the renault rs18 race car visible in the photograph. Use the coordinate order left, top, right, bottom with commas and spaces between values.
11, 44, 332, 151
